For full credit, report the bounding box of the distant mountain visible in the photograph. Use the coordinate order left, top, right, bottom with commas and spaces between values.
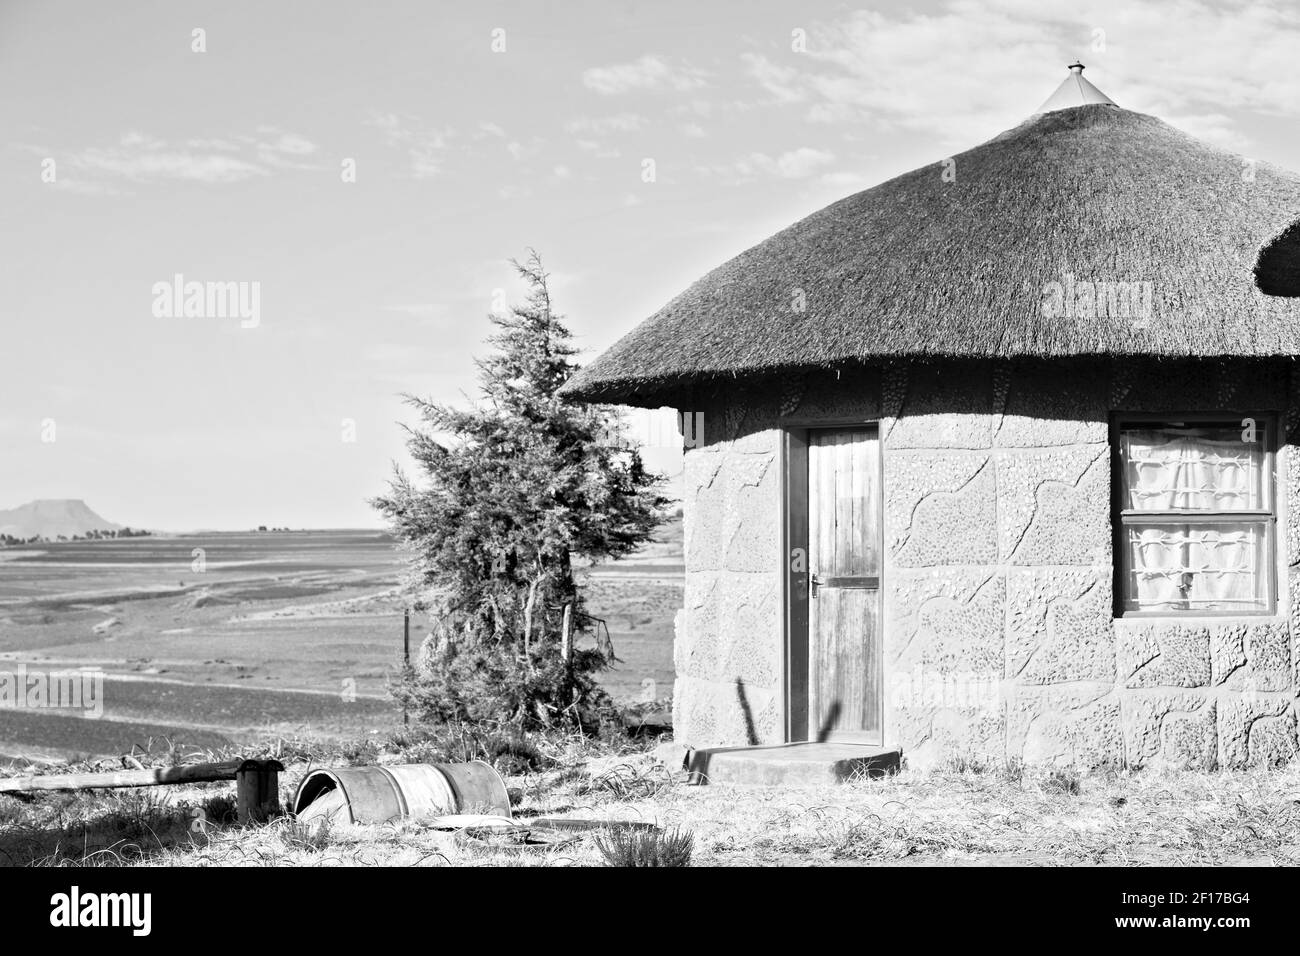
0, 499, 123, 540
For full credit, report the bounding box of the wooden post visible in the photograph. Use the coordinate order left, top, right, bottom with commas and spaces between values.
0, 759, 243, 793
560, 603, 572, 664
560, 603, 573, 714
235, 759, 284, 824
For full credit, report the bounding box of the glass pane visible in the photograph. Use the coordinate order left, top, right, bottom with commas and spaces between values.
1120, 423, 1266, 511
1123, 520, 1270, 612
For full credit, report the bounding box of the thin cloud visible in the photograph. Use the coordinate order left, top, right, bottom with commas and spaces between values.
367, 112, 452, 178
64, 136, 265, 184
759, 147, 836, 178
740, 0, 1300, 149
506, 139, 543, 162
701, 147, 837, 184
564, 113, 647, 134
582, 54, 708, 95
47, 178, 127, 197
256, 128, 316, 156
819, 169, 876, 191
575, 139, 621, 158
741, 52, 806, 104
253, 127, 319, 168
29, 128, 323, 188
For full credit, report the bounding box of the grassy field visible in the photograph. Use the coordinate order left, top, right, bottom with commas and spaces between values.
0, 525, 681, 761
6, 523, 1297, 869
3, 733, 1299, 867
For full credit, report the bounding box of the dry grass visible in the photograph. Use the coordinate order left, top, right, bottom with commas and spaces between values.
4, 737, 1300, 866
596, 826, 694, 867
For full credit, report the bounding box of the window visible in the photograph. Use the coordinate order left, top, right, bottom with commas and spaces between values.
1113, 416, 1276, 615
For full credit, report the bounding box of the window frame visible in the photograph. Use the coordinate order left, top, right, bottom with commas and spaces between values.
1109, 411, 1279, 619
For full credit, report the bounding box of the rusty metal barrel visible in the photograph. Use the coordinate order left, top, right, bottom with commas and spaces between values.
292, 761, 510, 824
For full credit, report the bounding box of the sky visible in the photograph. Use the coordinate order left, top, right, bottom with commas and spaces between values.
3, 0, 1300, 531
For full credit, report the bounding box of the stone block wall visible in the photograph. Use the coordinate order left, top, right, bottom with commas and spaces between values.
672, 379, 787, 745
671, 357, 1300, 768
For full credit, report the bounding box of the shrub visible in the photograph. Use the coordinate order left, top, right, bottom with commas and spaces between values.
199, 793, 238, 826
595, 826, 693, 867
1043, 768, 1082, 795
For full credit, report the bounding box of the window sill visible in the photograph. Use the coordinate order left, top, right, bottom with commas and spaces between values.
1114, 610, 1282, 623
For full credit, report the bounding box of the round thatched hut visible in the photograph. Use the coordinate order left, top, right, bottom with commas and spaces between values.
562, 64, 1300, 771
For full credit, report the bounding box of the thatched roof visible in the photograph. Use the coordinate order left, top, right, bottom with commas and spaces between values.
562, 66, 1300, 408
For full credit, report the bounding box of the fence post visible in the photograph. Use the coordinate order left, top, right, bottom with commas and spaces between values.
560, 603, 572, 663
236, 759, 284, 824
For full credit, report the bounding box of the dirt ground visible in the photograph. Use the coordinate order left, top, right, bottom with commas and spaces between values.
4, 740, 1299, 867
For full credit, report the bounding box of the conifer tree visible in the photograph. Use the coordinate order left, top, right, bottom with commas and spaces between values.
374, 251, 666, 728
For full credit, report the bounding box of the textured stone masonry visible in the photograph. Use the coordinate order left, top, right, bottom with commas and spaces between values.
671, 359, 1300, 768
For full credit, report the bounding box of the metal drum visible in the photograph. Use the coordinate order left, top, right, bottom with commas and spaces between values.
292, 761, 510, 824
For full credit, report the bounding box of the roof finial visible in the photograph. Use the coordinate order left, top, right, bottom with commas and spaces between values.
1035, 61, 1117, 112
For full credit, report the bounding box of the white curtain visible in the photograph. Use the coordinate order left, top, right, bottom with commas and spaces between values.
1125, 435, 1260, 511
1124, 432, 1265, 611
1128, 524, 1262, 610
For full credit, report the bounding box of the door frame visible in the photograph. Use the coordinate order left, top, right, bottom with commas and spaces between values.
781, 418, 885, 744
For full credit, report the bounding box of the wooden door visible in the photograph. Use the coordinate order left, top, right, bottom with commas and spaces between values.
807, 426, 881, 742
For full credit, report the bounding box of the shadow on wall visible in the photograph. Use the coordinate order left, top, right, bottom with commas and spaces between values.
815, 701, 841, 743
735, 678, 758, 746
682, 357, 1297, 455
736, 677, 844, 745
